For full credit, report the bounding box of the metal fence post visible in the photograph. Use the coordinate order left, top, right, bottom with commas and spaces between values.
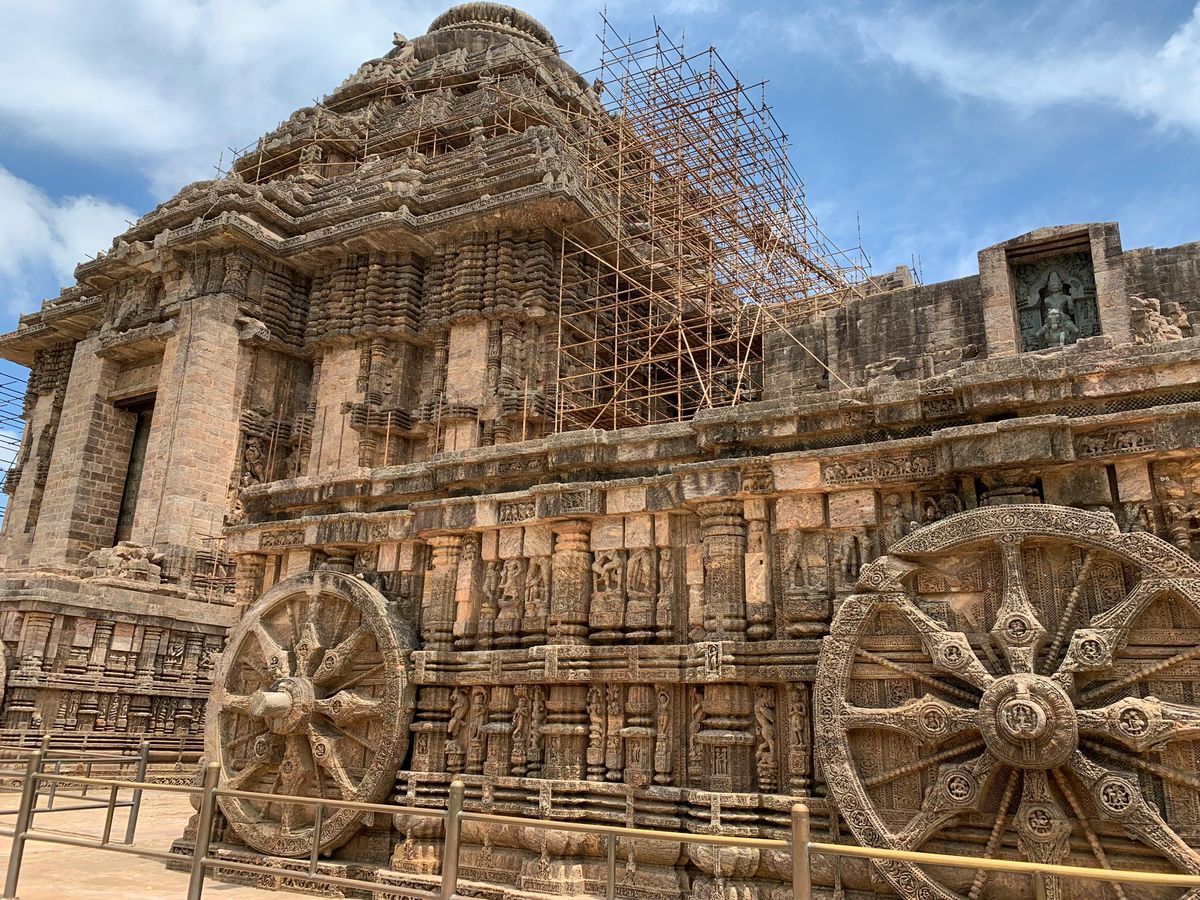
792, 803, 812, 900
186, 762, 220, 900
3, 750, 43, 900
606, 833, 617, 900
124, 740, 150, 844
440, 780, 465, 900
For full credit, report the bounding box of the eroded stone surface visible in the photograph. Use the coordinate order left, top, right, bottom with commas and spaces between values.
0, 3, 1198, 899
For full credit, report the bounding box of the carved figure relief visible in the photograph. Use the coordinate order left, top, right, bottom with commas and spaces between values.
590, 549, 625, 642
753, 686, 778, 792
1013, 253, 1100, 352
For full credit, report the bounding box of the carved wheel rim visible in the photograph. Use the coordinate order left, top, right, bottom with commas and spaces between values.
206, 570, 413, 857
816, 505, 1200, 900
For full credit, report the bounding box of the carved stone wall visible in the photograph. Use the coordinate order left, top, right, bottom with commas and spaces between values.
0, 2, 1198, 898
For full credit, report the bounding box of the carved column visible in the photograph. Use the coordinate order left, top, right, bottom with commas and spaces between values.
743, 498, 774, 640
19, 613, 54, 673
452, 534, 481, 651
549, 520, 591, 645
698, 501, 747, 640
181, 632, 205, 682
785, 683, 812, 795
698, 684, 755, 793
421, 535, 462, 651
233, 554, 267, 613
604, 684, 625, 781
621, 684, 655, 788
541, 684, 588, 780
483, 685, 515, 778
135, 625, 164, 681
86, 621, 115, 675
409, 686, 451, 773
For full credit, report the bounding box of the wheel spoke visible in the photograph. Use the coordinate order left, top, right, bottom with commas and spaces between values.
1070, 751, 1200, 876
313, 624, 373, 685
1076, 696, 1200, 751
323, 660, 386, 697
965, 768, 1019, 900
1083, 739, 1200, 791
863, 739, 986, 789
1079, 643, 1200, 706
1040, 551, 1096, 675
250, 623, 291, 678
886, 596, 994, 691
309, 727, 359, 798
1050, 768, 1129, 900
842, 695, 978, 745
1014, 770, 1070, 900
225, 758, 270, 791
1052, 579, 1169, 692
316, 690, 384, 729
292, 621, 322, 678
893, 750, 998, 850
991, 539, 1047, 675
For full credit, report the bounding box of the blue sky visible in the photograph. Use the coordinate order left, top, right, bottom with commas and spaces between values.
1, 0, 1197, 338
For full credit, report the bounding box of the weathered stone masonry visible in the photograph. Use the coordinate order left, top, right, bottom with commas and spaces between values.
1, 4, 1199, 899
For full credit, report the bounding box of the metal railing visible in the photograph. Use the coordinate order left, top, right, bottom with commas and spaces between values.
3, 756, 1200, 900
0, 740, 149, 844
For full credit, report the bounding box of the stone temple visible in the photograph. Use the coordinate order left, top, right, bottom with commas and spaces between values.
2, 3, 1200, 898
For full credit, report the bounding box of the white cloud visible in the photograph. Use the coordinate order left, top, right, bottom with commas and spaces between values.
0, 1, 625, 199
0, 0, 625, 321
846, 2, 1200, 139
0, 167, 135, 316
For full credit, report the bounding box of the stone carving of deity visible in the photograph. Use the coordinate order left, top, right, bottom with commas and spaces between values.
497, 558, 524, 622
1037, 308, 1079, 349
1039, 271, 1075, 320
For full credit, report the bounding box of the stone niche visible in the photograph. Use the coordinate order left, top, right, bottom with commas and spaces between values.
978, 223, 1130, 356
1011, 247, 1099, 351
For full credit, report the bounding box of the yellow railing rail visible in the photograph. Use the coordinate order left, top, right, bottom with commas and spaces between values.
2, 755, 1199, 900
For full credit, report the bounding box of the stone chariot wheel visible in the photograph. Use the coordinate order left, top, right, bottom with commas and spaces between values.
816, 505, 1200, 900
207, 570, 415, 857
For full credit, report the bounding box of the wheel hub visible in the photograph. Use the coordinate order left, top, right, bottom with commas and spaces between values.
248, 676, 315, 735
979, 674, 1077, 769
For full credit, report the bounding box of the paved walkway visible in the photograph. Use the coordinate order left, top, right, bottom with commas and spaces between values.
0, 789, 310, 899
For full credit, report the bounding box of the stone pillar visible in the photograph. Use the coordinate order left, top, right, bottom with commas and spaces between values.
131, 298, 243, 548
1090, 223, 1131, 346
541, 685, 588, 780
135, 625, 164, 681
421, 535, 462, 651
233, 554, 268, 615
28, 337, 132, 567
452, 535, 481, 651
548, 520, 591, 645
977, 244, 1020, 358
483, 685, 515, 778
620, 684, 655, 788
306, 347, 362, 476
86, 621, 115, 675
698, 684, 756, 793
409, 686, 451, 773
181, 632, 205, 682
743, 498, 774, 640
604, 684, 624, 781
441, 321, 488, 452
19, 612, 54, 673
698, 501, 747, 640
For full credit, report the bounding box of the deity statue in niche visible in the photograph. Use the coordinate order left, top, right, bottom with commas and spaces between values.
1040, 271, 1076, 321
1037, 307, 1079, 349
1013, 251, 1100, 351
